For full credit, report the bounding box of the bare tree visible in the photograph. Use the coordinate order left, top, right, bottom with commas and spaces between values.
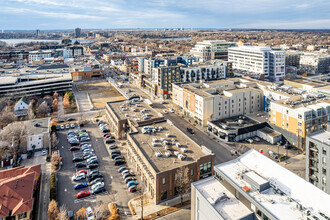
0, 122, 26, 162
48, 200, 59, 220
37, 101, 50, 116
51, 151, 62, 172
0, 110, 17, 128
175, 166, 191, 205
51, 132, 58, 150
58, 204, 67, 220
94, 202, 110, 220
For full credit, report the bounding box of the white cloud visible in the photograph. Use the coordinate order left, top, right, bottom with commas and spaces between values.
241, 19, 330, 29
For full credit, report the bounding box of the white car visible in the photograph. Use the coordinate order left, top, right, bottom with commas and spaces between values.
71, 124, 75, 129
42, 149, 47, 156
86, 207, 94, 220
72, 173, 86, 181
91, 181, 104, 191
87, 156, 97, 163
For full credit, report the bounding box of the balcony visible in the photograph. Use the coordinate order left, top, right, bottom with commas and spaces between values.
310, 174, 319, 182
310, 147, 318, 153
310, 166, 319, 172
310, 157, 319, 163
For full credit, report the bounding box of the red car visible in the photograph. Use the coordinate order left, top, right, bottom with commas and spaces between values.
105, 134, 111, 139
76, 169, 87, 175
76, 190, 90, 199
70, 146, 80, 151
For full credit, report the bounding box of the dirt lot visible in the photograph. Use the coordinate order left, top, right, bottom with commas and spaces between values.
77, 81, 125, 108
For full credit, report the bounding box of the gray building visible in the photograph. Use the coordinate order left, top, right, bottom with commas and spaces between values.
75, 27, 81, 38
306, 130, 330, 193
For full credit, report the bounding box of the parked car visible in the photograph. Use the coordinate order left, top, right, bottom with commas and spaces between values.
72, 173, 85, 181
163, 110, 168, 114
71, 124, 75, 129
60, 125, 65, 130
108, 144, 117, 150
84, 154, 95, 160
128, 185, 137, 193
87, 156, 97, 163
103, 133, 110, 137
121, 170, 130, 175
80, 137, 90, 142
74, 182, 88, 190
70, 146, 80, 151
56, 125, 60, 131
125, 177, 135, 184
66, 124, 70, 129
118, 167, 127, 173
127, 180, 139, 187
90, 177, 103, 185
87, 159, 98, 165
123, 173, 132, 179
76, 190, 90, 199
111, 153, 121, 159
92, 185, 105, 195
72, 157, 84, 163
86, 207, 94, 220
114, 156, 123, 161
91, 181, 104, 190
105, 134, 111, 139
42, 149, 47, 156
114, 160, 125, 166
87, 164, 98, 169
87, 170, 99, 178
103, 129, 110, 133
58, 119, 65, 123
67, 210, 74, 220
67, 117, 75, 121
169, 108, 174, 113
75, 162, 86, 168
106, 139, 115, 144
76, 170, 87, 175
88, 173, 103, 182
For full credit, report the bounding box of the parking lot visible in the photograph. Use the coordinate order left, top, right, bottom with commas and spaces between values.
57, 118, 136, 218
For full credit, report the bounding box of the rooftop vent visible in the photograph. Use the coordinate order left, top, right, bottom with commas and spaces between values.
243, 171, 270, 192
210, 193, 229, 206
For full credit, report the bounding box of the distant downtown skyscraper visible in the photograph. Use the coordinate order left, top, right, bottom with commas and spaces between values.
75, 27, 81, 38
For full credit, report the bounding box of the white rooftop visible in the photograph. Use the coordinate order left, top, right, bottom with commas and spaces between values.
215, 149, 330, 220
308, 130, 330, 146
193, 177, 252, 219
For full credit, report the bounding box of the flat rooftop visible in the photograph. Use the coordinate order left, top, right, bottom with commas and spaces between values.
285, 78, 328, 88
193, 177, 252, 219
24, 118, 50, 135
307, 130, 330, 146
108, 99, 161, 126
211, 115, 259, 131
129, 120, 213, 173
216, 149, 330, 220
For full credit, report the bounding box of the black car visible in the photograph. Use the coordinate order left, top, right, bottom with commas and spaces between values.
103, 133, 110, 137
108, 145, 117, 150
90, 177, 103, 185
56, 125, 60, 131
87, 164, 98, 169
106, 139, 115, 144
187, 127, 195, 134
114, 160, 125, 166
27, 151, 33, 159
67, 117, 75, 121
75, 162, 86, 168
57, 119, 65, 123
79, 123, 84, 127
114, 156, 123, 161
72, 157, 84, 163
123, 173, 132, 179
103, 129, 110, 133
111, 153, 121, 159
88, 173, 103, 182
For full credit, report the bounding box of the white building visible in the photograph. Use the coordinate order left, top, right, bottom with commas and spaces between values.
28, 50, 52, 63
14, 97, 30, 116
191, 149, 330, 220
138, 57, 146, 72
180, 62, 229, 82
299, 54, 330, 74
228, 46, 285, 81
172, 79, 262, 126
190, 40, 236, 61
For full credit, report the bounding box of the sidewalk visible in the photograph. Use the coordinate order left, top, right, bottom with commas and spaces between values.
38, 162, 51, 220
129, 194, 190, 220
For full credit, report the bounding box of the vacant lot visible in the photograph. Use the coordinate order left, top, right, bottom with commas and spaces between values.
77, 81, 125, 108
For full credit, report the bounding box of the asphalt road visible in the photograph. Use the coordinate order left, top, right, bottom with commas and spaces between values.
57, 120, 134, 218
162, 112, 236, 164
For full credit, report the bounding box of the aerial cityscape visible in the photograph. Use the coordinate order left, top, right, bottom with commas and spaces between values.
0, 1, 330, 220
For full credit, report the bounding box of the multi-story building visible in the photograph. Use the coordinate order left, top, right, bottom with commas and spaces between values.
306, 130, 330, 194
105, 99, 215, 204
67, 45, 83, 57
152, 66, 181, 99
138, 57, 146, 72
269, 98, 330, 149
28, 50, 52, 63
285, 51, 302, 67
191, 149, 330, 220
228, 46, 285, 81
172, 79, 262, 126
190, 40, 236, 61
299, 54, 330, 74
143, 58, 165, 75
75, 27, 81, 38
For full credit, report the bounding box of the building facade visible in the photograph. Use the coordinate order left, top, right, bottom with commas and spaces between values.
190, 40, 236, 61
228, 46, 285, 81
299, 54, 330, 74
28, 50, 52, 63
306, 131, 330, 194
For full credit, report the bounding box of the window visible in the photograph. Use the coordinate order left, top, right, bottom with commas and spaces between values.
322, 177, 326, 185
298, 114, 302, 119
298, 122, 302, 126
322, 147, 327, 155
322, 157, 327, 166
191, 169, 194, 176
17, 212, 27, 219
256, 209, 262, 217
162, 178, 166, 185
322, 168, 327, 175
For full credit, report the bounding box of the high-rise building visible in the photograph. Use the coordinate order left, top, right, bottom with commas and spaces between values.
190, 40, 236, 61
191, 149, 330, 220
36, 29, 40, 38
306, 130, 330, 194
75, 27, 81, 38
228, 46, 285, 81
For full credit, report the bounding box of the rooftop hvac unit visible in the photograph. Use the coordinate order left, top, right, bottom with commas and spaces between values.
155, 152, 161, 157
152, 142, 157, 147
178, 154, 186, 160
166, 133, 171, 137
165, 152, 170, 157
176, 143, 181, 148
160, 137, 165, 142
181, 148, 187, 153
163, 140, 169, 145
174, 151, 179, 156
153, 138, 158, 142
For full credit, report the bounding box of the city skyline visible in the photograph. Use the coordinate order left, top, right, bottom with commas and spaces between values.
0, 0, 329, 30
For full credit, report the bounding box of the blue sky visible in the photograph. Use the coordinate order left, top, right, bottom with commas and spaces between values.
1, 0, 329, 30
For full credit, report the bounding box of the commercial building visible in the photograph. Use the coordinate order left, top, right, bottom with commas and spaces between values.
299, 54, 330, 74
0, 165, 41, 220
228, 46, 285, 81
190, 40, 236, 61
306, 130, 330, 193
152, 66, 181, 99
105, 99, 214, 204
28, 50, 52, 63
71, 69, 103, 81
285, 51, 302, 67
192, 149, 330, 220
172, 79, 262, 126
269, 97, 330, 149
67, 45, 83, 57
75, 27, 81, 38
